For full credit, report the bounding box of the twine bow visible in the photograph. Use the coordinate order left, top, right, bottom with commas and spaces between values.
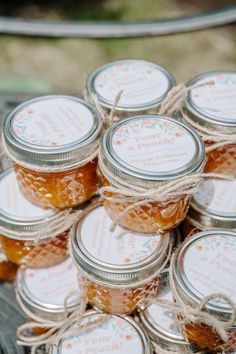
16, 291, 87, 354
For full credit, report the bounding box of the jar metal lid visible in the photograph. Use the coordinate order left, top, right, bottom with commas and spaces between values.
0, 169, 73, 240
172, 230, 236, 316
100, 115, 205, 186
16, 257, 81, 321
86, 59, 175, 112
185, 71, 236, 133
50, 310, 151, 354
139, 272, 190, 350
71, 203, 170, 286
189, 178, 236, 230
3, 95, 103, 170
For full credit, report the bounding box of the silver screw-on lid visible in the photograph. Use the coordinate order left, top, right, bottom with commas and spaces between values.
0, 169, 73, 240
100, 115, 205, 186
50, 310, 151, 354
3, 95, 103, 171
86, 59, 175, 113
188, 177, 236, 230
16, 257, 81, 321
172, 230, 236, 317
185, 71, 236, 134
71, 203, 170, 286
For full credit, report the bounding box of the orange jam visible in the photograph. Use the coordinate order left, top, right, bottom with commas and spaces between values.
184, 71, 236, 175
0, 169, 76, 268
171, 230, 236, 351
71, 203, 171, 315
14, 160, 98, 209
3, 95, 103, 208
99, 115, 205, 233
0, 250, 18, 282
86, 59, 175, 118
16, 258, 83, 330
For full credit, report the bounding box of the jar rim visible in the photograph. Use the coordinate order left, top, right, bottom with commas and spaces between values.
100, 115, 205, 186
185, 71, 236, 133
172, 230, 236, 316
86, 59, 175, 112
70, 203, 170, 286
16, 257, 81, 321
3, 95, 103, 171
49, 310, 151, 354
0, 169, 74, 240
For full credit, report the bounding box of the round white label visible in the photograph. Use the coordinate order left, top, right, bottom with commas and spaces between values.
193, 178, 236, 216
94, 61, 170, 107
80, 206, 161, 266
24, 258, 80, 307
61, 314, 143, 354
0, 171, 51, 220
13, 98, 94, 147
112, 118, 197, 173
190, 73, 236, 121
183, 234, 236, 306
146, 284, 184, 340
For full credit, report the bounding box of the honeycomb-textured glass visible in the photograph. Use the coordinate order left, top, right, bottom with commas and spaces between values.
184, 323, 236, 352
0, 230, 69, 268
205, 144, 236, 175
14, 159, 98, 209
81, 275, 160, 315
101, 177, 190, 233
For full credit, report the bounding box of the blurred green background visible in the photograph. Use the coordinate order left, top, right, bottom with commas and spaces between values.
0, 0, 235, 93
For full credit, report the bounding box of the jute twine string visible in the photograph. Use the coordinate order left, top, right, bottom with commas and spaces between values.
181, 110, 236, 153
2, 137, 99, 173
152, 255, 236, 348
158, 80, 215, 117
90, 90, 123, 127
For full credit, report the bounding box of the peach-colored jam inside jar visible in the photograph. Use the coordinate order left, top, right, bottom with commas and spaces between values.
0, 169, 75, 268
86, 59, 175, 118
171, 230, 236, 352
182, 177, 236, 238
71, 204, 171, 315
98, 115, 205, 234
184, 71, 236, 175
3, 95, 103, 208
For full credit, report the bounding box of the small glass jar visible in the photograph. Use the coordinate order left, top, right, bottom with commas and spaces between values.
3, 95, 103, 208
50, 310, 151, 354
184, 71, 236, 175
71, 203, 171, 315
171, 230, 236, 352
86, 59, 175, 118
99, 115, 205, 233
139, 270, 196, 353
182, 177, 236, 238
16, 257, 82, 333
0, 248, 18, 282
0, 169, 75, 268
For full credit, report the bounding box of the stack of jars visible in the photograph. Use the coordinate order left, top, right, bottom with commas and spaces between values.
0, 60, 235, 354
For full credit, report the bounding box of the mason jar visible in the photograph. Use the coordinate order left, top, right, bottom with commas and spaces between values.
86, 59, 175, 118
0, 247, 18, 282
0, 169, 75, 268
16, 257, 83, 335
3, 95, 103, 208
183, 71, 236, 175
50, 310, 151, 354
182, 177, 236, 238
70, 203, 171, 315
99, 115, 205, 233
171, 230, 236, 352
139, 270, 197, 353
